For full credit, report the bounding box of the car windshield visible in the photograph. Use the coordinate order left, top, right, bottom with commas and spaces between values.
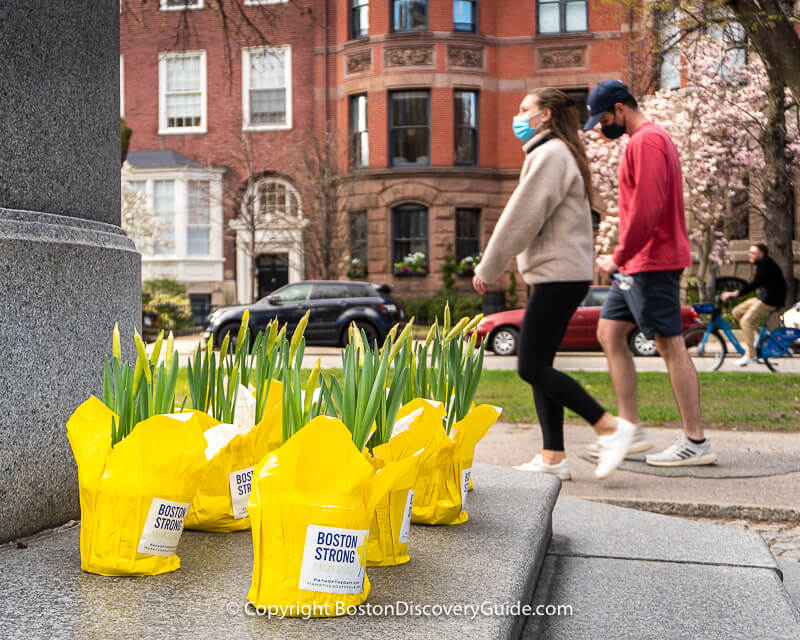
261, 283, 311, 303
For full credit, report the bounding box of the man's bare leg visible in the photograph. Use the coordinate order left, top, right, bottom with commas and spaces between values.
654, 334, 703, 440
597, 318, 638, 424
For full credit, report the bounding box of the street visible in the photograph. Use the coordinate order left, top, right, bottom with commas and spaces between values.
166, 335, 800, 373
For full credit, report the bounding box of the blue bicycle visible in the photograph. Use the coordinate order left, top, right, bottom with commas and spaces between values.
683, 297, 800, 372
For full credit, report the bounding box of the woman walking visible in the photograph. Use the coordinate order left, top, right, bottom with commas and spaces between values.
473, 88, 633, 479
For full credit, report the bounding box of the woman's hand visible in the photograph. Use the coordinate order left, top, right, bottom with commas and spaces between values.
473, 274, 487, 295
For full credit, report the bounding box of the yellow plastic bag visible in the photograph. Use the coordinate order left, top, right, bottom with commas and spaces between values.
247, 416, 413, 617
411, 403, 501, 526
184, 381, 283, 532
66, 397, 214, 576
366, 401, 444, 566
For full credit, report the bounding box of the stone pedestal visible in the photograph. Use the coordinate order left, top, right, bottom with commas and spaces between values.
0, 2, 141, 541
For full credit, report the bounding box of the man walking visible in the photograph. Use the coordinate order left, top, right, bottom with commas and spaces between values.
721, 243, 787, 366
585, 80, 716, 467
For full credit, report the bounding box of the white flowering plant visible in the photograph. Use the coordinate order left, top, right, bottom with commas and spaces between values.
457, 253, 482, 276
346, 256, 367, 278
393, 252, 427, 276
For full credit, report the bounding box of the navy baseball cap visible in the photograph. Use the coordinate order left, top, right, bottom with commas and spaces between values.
583, 80, 633, 130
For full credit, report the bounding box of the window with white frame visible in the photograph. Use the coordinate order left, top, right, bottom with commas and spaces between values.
243, 46, 292, 130
160, 0, 203, 10
244, 0, 288, 5
248, 178, 301, 220
187, 180, 211, 256
537, 0, 587, 34
159, 51, 207, 134
351, 0, 369, 39
153, 180, 176, 255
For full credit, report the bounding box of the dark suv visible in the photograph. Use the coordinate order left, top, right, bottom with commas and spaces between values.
203, 281, 404, 348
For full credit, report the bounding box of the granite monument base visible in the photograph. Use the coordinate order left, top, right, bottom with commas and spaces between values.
0, 208, 140, 542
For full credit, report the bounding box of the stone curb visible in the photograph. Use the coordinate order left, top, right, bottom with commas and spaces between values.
589, 498, 800, 522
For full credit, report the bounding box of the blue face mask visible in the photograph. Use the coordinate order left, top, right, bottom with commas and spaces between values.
512, 111, 543, 142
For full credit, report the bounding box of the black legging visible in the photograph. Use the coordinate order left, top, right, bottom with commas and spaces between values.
517, 281, 606, 451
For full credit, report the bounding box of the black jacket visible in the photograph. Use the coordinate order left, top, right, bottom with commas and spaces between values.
738, 256, 786, 307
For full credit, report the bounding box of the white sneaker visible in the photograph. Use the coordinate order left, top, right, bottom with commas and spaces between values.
587, 424, 652, 457
734, 355, 755, 367
514, 454, 571, 480
646, 434, 718, 467
594, 418, 636, 479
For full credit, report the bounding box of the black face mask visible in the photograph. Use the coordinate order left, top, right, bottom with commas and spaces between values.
601, 112, 626, 140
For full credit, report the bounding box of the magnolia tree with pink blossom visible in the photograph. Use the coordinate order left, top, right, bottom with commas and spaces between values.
585, 33, 799, 302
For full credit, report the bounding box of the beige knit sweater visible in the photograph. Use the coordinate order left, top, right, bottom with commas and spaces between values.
474, 133, 594, 286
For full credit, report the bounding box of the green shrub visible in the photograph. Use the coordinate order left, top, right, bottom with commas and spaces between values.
398, 294, 483, 325
453, 295, 483, 320
441, 244, 457, 294
142, 279, 194, 330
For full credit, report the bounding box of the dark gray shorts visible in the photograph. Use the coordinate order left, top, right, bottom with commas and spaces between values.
600, 269, 684, 339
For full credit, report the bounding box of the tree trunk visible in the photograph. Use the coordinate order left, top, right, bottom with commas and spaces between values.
727, 0, 800, 100
759, 68, 797, 307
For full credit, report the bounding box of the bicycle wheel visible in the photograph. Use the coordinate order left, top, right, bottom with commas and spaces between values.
758, 334, 789, 373
684, 327, 726, 371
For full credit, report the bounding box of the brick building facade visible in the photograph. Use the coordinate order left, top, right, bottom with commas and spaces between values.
130, 1, 795, 316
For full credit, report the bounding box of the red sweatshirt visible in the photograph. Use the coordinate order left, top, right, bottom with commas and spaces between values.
612, 122, 692, 274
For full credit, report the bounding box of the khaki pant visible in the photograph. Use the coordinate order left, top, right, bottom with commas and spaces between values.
732, 298, 777, 357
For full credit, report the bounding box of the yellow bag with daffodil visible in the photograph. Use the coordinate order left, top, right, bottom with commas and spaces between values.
410, 402, 502, 526
247, 416, 415, 617
183, 381, 283, 532
365, 399, 445, 566
66, 397, 214, 576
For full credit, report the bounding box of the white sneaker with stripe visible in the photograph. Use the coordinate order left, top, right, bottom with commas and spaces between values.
645, 433, 718, 467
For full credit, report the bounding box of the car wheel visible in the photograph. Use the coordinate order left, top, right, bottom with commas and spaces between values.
343, 321, 379, 347
628, 328, 658, 357
491, 327, 519, 356
216, 323, 243, 350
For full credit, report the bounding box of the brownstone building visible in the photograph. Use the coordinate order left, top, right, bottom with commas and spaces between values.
120, 0, 644, 314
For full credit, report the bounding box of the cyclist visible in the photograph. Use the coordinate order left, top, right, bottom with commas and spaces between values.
721, 243, 787, 366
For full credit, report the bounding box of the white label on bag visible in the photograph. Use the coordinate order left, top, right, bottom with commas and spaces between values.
137, 498, 191, 556
299, 525, 368, 594
229, 466, 255, 519
460, 468, 472, 513
398, 490, 414, 543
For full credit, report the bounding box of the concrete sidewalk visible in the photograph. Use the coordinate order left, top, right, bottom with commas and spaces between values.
474, 422, 800, 518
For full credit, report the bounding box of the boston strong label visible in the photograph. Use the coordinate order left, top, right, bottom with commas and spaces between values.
137, 498, 192, 556
298, 524, 369, 594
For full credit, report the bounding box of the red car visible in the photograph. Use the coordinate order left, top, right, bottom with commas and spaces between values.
473, 285, 703, 356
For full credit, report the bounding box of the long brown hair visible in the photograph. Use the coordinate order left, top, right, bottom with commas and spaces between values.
529, 88, 594, 206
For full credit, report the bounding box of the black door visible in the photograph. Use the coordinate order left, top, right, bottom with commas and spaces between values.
257, 253, 289, 300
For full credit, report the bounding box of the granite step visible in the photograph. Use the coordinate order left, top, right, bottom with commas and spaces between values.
523, 498, 800, 639
0, 463, 559, 640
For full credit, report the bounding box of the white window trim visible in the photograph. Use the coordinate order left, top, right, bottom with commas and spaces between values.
120, 55, 125, 117
242, 45, 293, 131
187, 180, 214, 257
244, 0, 288, 5
158, 50, 208, 135
122, 165, 225, 264
160, 0, 204, 11
241, 176, 303, 222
